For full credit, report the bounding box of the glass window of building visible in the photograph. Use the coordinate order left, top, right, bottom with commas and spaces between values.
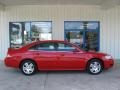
9, 21, 52, 48
31, 22, 52, 42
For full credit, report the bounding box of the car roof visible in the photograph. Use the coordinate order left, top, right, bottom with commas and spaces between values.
31, 40, 68, 44
36, 40, 66, 42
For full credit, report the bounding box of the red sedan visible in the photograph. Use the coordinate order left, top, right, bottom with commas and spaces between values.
5, 40, 114, 75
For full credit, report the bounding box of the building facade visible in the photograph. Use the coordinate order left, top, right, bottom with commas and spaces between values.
0, 5, 120, 60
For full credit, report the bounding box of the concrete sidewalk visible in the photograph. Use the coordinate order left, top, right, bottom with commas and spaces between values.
0, 61, 120, 90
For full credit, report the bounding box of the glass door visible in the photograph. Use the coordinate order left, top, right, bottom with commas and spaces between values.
64, 21, 99, 51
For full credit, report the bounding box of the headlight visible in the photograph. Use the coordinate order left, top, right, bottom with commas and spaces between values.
104, 55, 112, 59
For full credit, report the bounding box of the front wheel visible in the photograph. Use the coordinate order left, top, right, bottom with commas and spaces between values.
20, 60, 37, 75
87, 59, 103, 75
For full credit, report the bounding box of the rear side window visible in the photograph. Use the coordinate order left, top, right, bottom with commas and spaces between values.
30, 42, 55, 51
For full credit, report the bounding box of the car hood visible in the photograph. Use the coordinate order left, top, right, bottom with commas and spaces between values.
86, 51, 107, 56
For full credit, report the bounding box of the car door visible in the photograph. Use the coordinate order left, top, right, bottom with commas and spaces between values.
29, 42, 58, 70
55, 42, 86, 70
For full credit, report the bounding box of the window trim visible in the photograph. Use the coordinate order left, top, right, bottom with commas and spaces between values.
29, 42, 77, 52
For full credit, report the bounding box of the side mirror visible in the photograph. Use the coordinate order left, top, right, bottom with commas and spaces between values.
73, 49, 79, 52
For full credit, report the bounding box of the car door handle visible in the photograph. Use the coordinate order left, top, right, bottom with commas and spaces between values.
36, 53, 40, 55
60, 54, 65, 56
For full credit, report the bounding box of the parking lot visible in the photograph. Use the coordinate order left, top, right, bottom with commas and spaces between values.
0, 61, 120, 90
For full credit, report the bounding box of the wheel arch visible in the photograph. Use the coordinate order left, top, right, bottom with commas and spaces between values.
86, 58, 104, 69
19, 58, 38, 69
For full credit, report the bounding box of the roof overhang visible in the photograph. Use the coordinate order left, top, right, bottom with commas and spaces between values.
0, 0, 119, 10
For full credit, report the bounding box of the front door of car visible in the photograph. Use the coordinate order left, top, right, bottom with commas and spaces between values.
55, 42, 86, 70
29, 42, 58, 70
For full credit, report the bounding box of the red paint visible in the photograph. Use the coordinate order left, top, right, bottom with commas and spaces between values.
4, 40, 114, 71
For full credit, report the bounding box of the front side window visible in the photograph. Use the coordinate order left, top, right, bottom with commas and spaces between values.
9, 21, 52, 48
56, 43, 76, 51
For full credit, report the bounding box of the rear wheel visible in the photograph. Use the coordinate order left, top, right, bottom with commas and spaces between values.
20, 60, 37, 75
87, 59, 103, 75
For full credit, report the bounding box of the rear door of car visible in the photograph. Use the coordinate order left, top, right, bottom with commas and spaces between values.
29, 42, 59, 70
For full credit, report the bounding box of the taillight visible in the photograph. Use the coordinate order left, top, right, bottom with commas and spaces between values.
7, 47, 20, 57
6, 54, 12, 58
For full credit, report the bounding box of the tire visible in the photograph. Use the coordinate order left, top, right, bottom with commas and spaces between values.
86, 59, 103, 75
20, 60, 37, 75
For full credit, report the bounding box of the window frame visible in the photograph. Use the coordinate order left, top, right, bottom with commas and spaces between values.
29, 42, 77, 52
9, 21, 52, 48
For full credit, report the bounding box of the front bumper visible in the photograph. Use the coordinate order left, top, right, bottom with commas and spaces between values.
103, 59, 114, 69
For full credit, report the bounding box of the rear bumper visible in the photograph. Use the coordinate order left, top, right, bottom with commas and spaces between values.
103, 59, 114, 69
4, 57, 20, 68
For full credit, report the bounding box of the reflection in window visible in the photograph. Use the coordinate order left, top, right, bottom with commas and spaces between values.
85, 31, 99, 51
10, 21, 52, 48
65, 31, 83, 48
86, 22, 99, 29
57, 43, 75, 51
65, 22, 84, 30
65, 21, 99, 30
24, 23, 31, 45
10, 23, 23, 48
31, 22, 52, 41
